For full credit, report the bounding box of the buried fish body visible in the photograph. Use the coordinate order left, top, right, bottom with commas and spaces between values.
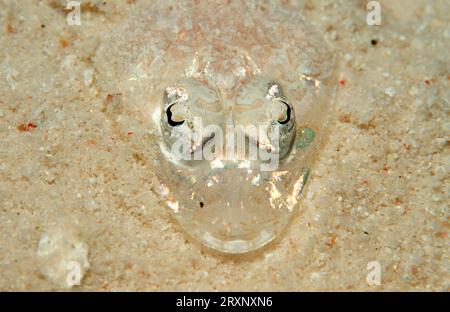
95, 1, 336, 253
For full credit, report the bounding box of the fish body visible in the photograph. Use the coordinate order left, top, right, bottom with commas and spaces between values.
95, 1, 336, 253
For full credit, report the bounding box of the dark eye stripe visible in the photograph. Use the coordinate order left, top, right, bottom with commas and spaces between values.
166, 103, 185, 127
278, 101, 291, 125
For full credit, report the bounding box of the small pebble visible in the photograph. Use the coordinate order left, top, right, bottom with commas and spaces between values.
385, 87, 396, 97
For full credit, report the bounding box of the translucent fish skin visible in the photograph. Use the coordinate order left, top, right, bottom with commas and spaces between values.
95, 1, 336, 253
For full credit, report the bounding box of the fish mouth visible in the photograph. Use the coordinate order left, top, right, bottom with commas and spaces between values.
156, 162, 311, 254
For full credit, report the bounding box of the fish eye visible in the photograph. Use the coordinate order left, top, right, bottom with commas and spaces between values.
166, 103, 185, 127
160, 80, 223, 160
266, 82, 294, 127
277, 100, 291, 125
265, 82, 296, 159
234, 78, 296, 159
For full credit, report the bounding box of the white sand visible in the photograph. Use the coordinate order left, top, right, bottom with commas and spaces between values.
0, 0, 448, 290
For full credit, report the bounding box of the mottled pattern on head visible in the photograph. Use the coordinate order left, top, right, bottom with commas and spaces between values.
95, 1, 334, 114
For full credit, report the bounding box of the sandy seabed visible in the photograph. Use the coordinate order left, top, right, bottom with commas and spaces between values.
0, 0, 448, 291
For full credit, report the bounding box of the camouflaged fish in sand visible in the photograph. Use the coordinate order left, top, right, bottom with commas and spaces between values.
95, 1, 336, 253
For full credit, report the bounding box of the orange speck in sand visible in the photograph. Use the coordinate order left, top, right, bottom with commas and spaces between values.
17, 122, 37, 132
60, 38, 70, 48
326, 234, 337, 249
6, 24, 15, 34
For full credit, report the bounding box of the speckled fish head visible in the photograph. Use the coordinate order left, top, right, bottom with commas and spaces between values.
95, 2, 336, 253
